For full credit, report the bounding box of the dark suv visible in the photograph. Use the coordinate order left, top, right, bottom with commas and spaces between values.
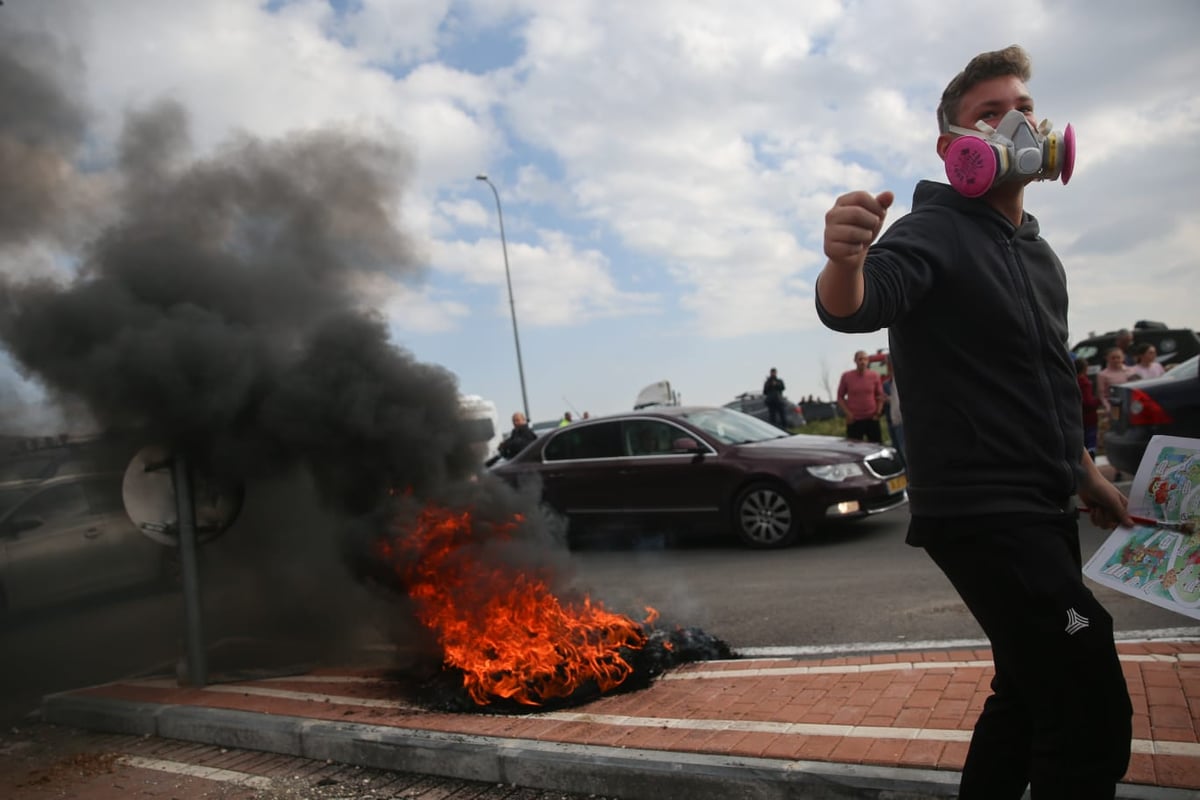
1071, 322, 1200, 384
723, 393, 806, 429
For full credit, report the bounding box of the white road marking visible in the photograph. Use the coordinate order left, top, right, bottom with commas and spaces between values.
536, 711, 1200, 757
117, 755, 274, 788
737, 638, 991, 659
539, 710, 969, 741
668, 651, 1190, 680
1141, 741, 1200, 757
664, 659, 993, 679
259, 674, 383, 684
135, 678, 420, 710
735, 627, 1200, 659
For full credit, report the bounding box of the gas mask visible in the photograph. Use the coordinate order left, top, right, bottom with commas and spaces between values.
943, 108, 1075, 198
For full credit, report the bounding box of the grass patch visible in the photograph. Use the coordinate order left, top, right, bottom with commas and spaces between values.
791, 416, 898, 448
793, 418, 844, 437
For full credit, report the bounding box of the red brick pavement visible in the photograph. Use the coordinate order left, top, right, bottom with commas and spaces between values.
53, 640, 1200, 792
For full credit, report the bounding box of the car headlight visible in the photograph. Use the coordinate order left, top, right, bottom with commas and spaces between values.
806, 462, 865, 482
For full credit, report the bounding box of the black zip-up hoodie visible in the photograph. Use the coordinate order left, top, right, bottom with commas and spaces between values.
816, 180, 1083, 518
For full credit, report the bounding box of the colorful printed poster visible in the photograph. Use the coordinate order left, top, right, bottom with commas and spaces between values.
1083, 436, 1200, 621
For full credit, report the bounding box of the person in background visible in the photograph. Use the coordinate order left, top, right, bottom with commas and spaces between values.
1114, 329, 1134, 366
1076, 357, 1100, 460
836, 351, 885, 443
558, 411, 573, 427
497, 412, 538, 461
1096, 347, 1133, 420
1096, 347, 1133, 481
762, 367, 787, 429
581, 411, 591, 420
1128, 342, 1165, 381
815, 45, 1132, 798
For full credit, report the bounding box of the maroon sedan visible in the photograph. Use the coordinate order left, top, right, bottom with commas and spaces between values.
490, 406, 907, 548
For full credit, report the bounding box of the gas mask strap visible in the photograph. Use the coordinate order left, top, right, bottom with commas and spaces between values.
946, 121, 997, 138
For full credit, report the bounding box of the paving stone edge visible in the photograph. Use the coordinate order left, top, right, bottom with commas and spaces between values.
39, 692, 1193, 800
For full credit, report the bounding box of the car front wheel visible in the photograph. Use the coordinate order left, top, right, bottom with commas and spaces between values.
734, 482, 802, 549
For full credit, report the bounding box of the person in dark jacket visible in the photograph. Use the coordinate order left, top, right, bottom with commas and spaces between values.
815, 45, 1133, 799
762, 367, 787, 429
497, 412, 537, 460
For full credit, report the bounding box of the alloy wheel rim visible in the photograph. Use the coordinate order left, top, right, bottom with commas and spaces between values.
740, 488, 792, 544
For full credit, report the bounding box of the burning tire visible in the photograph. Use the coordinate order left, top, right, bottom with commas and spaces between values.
734, 482, 802, 548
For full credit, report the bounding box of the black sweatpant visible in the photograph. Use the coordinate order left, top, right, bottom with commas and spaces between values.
846, 417, 882, 443
766, 402, 787, 429
921, 517, 1132, 799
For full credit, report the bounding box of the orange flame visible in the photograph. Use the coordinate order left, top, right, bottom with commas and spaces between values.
379, 504, 651, 706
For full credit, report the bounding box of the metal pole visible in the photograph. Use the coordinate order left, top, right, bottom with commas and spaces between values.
476, 174, 530, 422
173, 453, 207, 687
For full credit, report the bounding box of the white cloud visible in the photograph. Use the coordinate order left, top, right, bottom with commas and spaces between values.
327, 0, 452, 65
369, 279, 472, 334
437, 197, 490, 229
431, 232, 657, 328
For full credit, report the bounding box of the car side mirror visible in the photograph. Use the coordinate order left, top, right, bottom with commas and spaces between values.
672, 437, 703, 453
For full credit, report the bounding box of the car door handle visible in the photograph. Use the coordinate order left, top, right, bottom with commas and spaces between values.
84, 528, 102, 538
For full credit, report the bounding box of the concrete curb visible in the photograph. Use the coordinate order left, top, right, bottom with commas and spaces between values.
40, 693, 1197, 800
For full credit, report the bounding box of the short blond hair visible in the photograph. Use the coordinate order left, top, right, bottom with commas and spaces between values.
937, 45, 1032, 133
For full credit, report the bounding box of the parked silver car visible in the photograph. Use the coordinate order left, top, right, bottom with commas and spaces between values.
0, 473, 168, 613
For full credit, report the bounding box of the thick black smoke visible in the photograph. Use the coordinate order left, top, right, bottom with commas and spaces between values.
0, 25, 562, 674
0, 93, 483, 512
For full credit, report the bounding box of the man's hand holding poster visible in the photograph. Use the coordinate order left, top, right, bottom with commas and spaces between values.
1084, 436, 1200, 620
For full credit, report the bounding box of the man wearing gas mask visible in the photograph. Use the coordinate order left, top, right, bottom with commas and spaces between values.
815, 46, 1133, 799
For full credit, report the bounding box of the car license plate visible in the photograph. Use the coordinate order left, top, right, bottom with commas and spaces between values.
887, 475, 907, 494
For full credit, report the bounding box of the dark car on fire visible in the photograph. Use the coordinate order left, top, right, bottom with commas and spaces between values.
489, 406, 908, 549
1103, 355, 1200, 477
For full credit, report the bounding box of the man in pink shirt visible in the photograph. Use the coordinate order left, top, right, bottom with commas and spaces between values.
836, 350, 885, 443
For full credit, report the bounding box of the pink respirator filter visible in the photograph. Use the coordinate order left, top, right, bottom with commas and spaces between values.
1060, 123, 1076, 185
945, 136, 997, 199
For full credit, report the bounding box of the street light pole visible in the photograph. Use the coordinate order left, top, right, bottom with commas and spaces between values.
476, 174, 530, 422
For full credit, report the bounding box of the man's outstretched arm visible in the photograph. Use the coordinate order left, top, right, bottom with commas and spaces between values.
816, 190, 894, 317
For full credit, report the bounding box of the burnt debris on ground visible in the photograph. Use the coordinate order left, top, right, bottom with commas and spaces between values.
408, 624, 736, 714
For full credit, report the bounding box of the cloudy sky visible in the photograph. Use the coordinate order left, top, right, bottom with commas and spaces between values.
3, 0, 1198, 428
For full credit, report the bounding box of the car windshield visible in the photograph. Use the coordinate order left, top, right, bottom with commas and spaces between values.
675, 407, 788, 444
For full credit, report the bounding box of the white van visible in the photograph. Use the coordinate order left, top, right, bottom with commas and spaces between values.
458, 395, 500, 464
633, 380, 680, 410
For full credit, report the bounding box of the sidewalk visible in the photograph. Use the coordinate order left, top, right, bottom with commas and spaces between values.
41, 639, 1200, 799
